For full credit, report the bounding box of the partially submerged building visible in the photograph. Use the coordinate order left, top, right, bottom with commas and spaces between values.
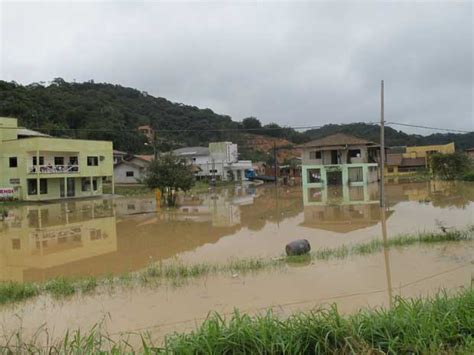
299, 133, 380, 187
385, 142, 455, 175
0, 117, 114, 201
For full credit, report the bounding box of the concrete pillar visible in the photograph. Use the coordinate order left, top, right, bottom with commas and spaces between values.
111, 175, 115, 195
321, 186, 328, 204
341, 166, 349, 185
342, 184, 350, 203
36, 149, 40, 198
362, 165, 369, 185
302, 167, 308, 185
363, 184, 369, 202
321, 167, 327, 185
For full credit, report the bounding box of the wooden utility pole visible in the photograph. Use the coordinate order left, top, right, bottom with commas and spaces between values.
380, 80, 385, 208
273, 142, 278, 185
153, 130, 158, 160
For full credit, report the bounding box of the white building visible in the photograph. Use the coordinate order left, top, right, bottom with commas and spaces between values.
113, 156, 149, 184
173, 142, 252, 181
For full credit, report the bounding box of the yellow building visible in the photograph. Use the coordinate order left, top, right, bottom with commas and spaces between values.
1, 117, 114, 201
404, 142, 455, 159
385, 142, 455, 176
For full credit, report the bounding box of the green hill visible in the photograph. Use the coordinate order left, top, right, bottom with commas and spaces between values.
0, 79, 472, 153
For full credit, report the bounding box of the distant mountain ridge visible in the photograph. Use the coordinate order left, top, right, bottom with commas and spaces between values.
0, 79, 472, 154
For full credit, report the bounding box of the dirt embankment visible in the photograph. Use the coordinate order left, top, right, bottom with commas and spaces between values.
244, 134, 302, 163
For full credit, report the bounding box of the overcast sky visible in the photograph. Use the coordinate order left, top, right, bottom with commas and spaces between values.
1, 1, 472, 134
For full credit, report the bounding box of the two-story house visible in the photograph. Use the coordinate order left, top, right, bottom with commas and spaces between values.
0, 117, 114, 201
173, 142, 252, 181
299, 133, 380, 187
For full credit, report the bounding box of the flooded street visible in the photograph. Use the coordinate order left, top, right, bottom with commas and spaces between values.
1, 181, 472, 282
0, 180, 473, 342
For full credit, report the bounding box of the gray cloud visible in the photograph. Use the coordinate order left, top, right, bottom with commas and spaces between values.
1, 1, 472, 134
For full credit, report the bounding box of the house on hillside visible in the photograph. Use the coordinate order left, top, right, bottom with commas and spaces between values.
299, 133, 380, 187
138, 125, 154, 142
0, 117, 114, 201
385, 142, 455, 175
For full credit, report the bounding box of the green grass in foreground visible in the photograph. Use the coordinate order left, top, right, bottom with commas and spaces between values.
1, 288, 473, 354
0, 226, 472, 306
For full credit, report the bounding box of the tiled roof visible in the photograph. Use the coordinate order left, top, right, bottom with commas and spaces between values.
134, 155, 154, 162
386, 153, 403, 166
400, 157, 426, 167
299, 133, 377, 148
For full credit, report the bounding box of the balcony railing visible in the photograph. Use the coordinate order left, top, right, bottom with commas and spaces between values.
29, 165, 79, 174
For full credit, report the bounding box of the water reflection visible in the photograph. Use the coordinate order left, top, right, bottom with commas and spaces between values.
0, 181, 472, 283
0, 200, 116, 282
302, 184, 386, 233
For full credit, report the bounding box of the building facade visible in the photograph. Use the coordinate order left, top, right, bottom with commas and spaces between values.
114, 157, 149, 184
385, 142, 455, 176
0, 117, 114, 201
300, 133, 380, 187
173, 142, 252, 181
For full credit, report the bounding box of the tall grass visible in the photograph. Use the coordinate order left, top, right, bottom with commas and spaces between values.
1, 288, 473, 353
0, 226, 472, 306
163, 288, 474, 354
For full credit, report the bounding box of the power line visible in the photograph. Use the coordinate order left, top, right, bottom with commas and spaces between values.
0, 120, 470, 134
0, 124, 324, 133
386, 122, 473, 134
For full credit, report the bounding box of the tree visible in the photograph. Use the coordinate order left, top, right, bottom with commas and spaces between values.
143, 154, 195, 206
430, 152, 471, 180
242, 117, 262, 130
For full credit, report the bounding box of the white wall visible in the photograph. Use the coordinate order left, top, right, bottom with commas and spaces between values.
114, 164, 143, 184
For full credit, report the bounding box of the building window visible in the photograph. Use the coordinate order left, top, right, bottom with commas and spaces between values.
81, 178, 91, 191
348, 167, 363, 182
349, 149, 361, 158
309, 151, 322, 159
32, 156, 44, 166
126, 171, 134, 177
307, 168, 321, 183
9, 157, 17, 167
87, 156, 99, 166
40, 179, 48, 194
27, 179, 37, 195
387, 167, 394, 173
54, 157, 64, 166
26, 179, 47, 195
92, 178, 98, 191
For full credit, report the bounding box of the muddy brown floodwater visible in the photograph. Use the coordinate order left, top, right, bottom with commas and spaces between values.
0, 180, 473, 344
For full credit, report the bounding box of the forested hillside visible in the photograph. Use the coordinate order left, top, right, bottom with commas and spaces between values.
0, 79, 472, 154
